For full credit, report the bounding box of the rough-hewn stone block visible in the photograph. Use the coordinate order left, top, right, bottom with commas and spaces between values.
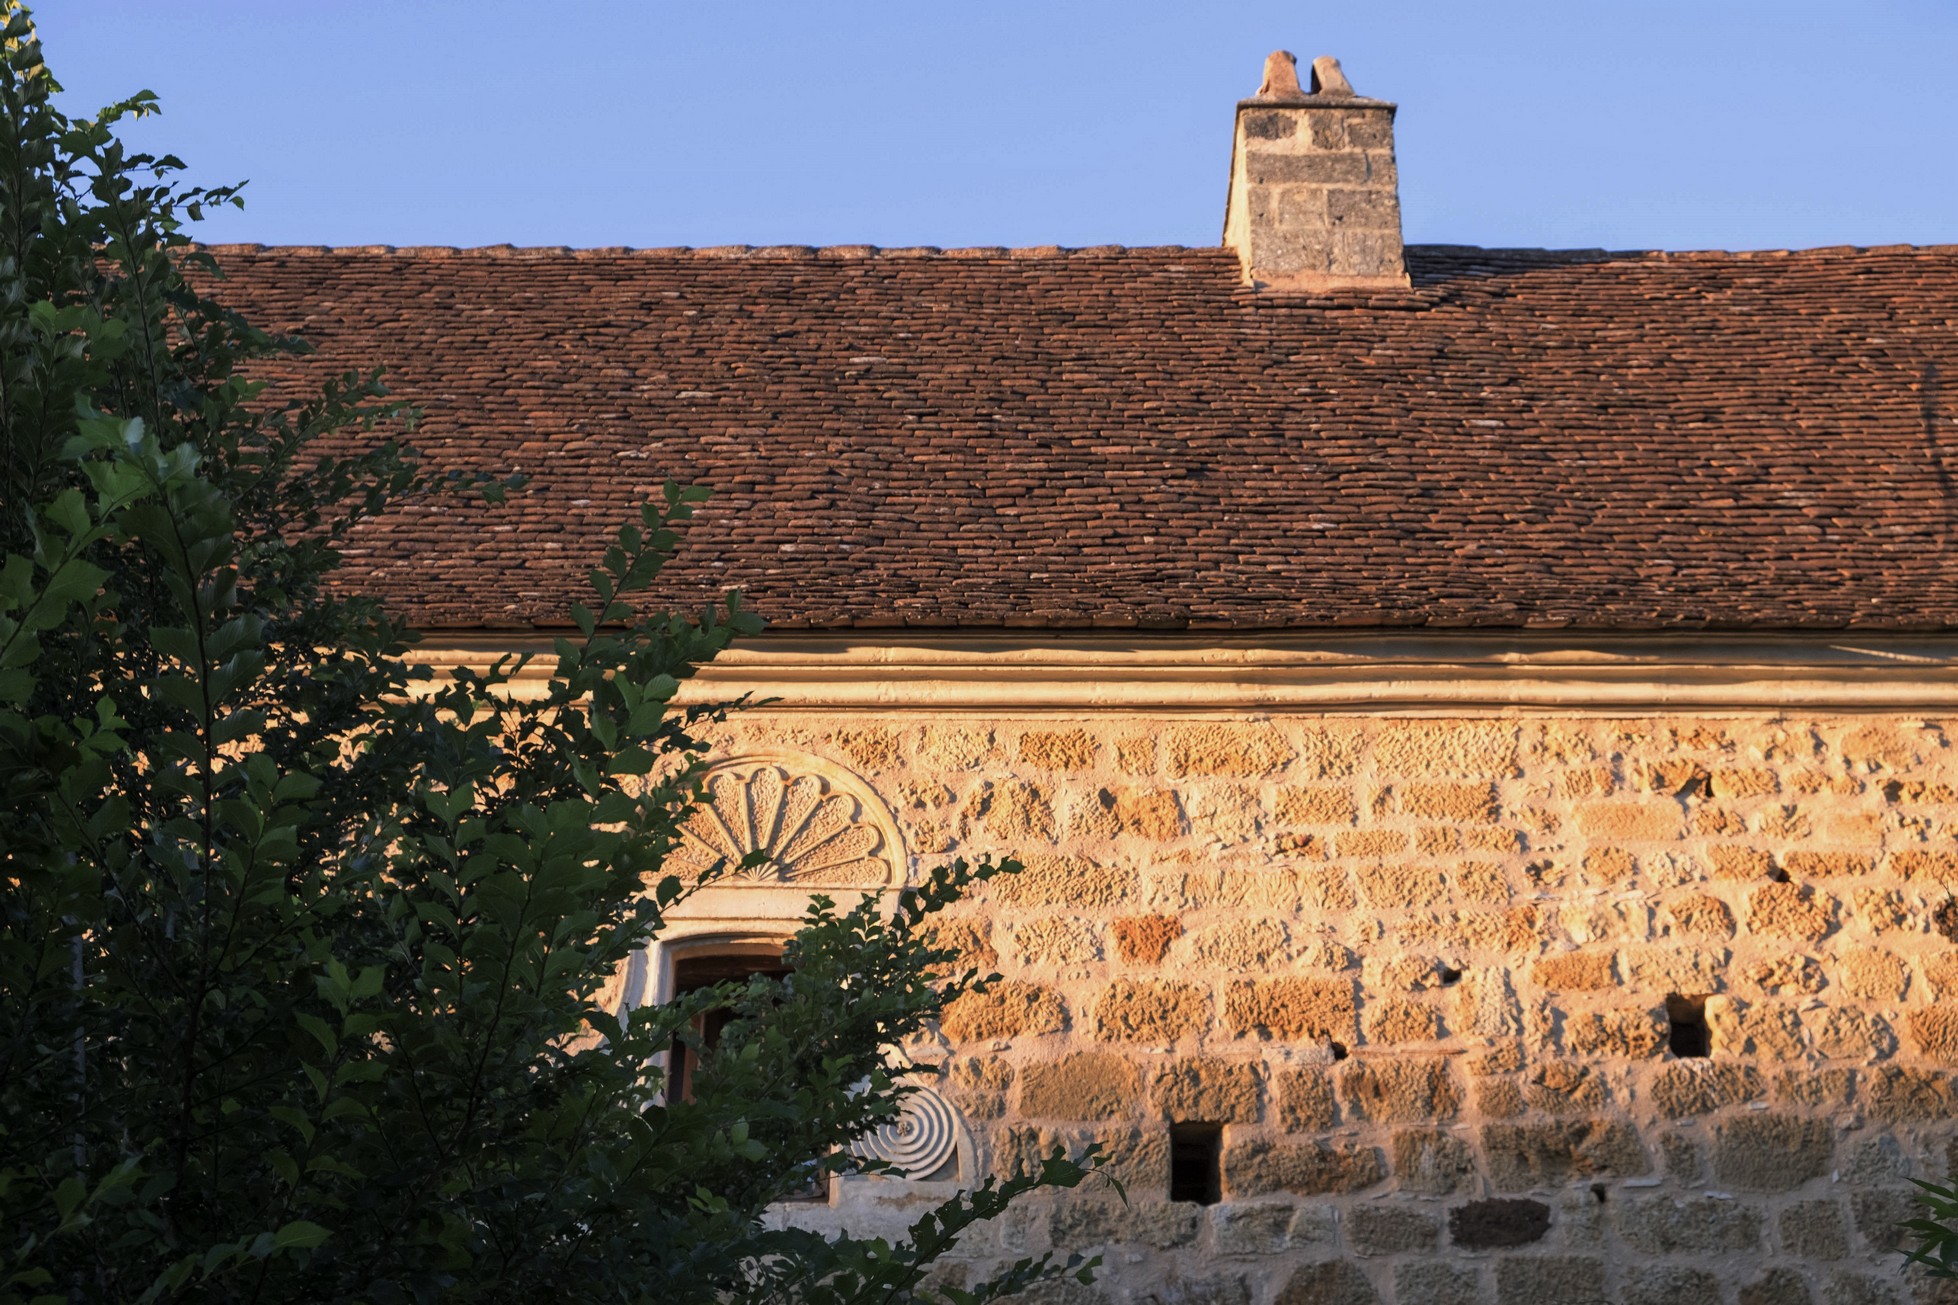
1211, 1202, 1297, 1255
1577, 801, 1683, 841
1391, 1129, 1476, 1194
1278, 1068, 1337, 1131
1352, 860, 1446, 909
1018, 728, 1096, 771
1616, 1194, 1763, 1253
1347, 1204, 1438, 1255
1662, 892, 1736, 937
1361, 997, 1443, 1044
1747, 881, 1835, 941
1340, 1057, 1460, 1123
1017, 1052, 1138, 1119
941, 981, 1067, 1042
1561, 1009, 1665, 1058
1390, 1263, 1479, 1305
1150, 1059, 1262, 1123
1908, 1006, 1958, 1063
1622, 1266, 1725, 1305
1223, 977, 1356, 1043
1189, 919, 1290, 969
1780, 1198, 1850, 1260
1162, 723, 1294, 778
1786, 849, 1876, 878
1223, 1139, 1384, 1196
1710, 1113, 1833, 1189
1111, 914, 1181, 965
994, 855, 1137, 907
1091, 979, 1210, 1042
1449, 1197, 1550, 1249
1374, 721, 1518, 778
1401, 782, 1496, 822
1492, 1255, 1607, 1305
1532, 951, 1616, 991
1862, 1065, 1958, 1122
1011, 915, 1103, 966
1270, 1259, 1381, 1305
1481, 1120, 1648, 1189
1649, 1060, 1764, 1116
1738, 1268, 1815, 1305
1273, 785, 1357, 826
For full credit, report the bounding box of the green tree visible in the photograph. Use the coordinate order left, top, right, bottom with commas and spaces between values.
0, 8, 1094, 1301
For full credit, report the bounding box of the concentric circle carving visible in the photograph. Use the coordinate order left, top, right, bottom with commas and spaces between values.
668, 756, 901, 888
848, 1085, 960, 1178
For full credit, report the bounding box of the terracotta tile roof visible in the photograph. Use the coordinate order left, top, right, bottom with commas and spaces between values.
204, 242, 1958, 632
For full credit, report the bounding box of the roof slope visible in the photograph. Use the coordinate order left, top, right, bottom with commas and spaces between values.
207, 242, 1958, 632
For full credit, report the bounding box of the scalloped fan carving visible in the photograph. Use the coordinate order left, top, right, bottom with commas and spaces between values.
669, 762, 897, 887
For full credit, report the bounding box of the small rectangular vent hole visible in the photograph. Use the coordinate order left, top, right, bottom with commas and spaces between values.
1169, 1123, 1224, 1205
1666, 994, 1710, 1058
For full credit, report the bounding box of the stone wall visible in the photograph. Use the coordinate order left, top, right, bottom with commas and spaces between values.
701, 711, 1958, 1305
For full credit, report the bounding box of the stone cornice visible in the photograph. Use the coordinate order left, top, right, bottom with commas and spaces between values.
411, 632, 1958, 714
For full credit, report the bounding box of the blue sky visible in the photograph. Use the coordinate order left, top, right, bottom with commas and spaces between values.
38, 1, 1958, 253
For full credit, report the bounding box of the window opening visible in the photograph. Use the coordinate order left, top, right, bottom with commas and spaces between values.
1666, 994, 1709, 1058
669, 951, 791, 1103
1169, 1123, 1224, 1205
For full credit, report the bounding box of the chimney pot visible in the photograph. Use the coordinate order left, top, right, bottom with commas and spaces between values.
1223, 50, 1408, 292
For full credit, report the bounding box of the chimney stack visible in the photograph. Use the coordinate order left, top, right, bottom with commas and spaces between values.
1223, 51, 1408, 292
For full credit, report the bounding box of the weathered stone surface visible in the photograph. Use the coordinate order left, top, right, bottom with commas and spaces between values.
1864, 1066, 1958, 1121
1273, 785, 1358, 826
1375, 722, 1518, 778
1649, 1060, 1765, 1116
1481, 1120, 1648, 1189
1708, 996, 1806, 1058
1189, 919, 1290, 968
1017, 1053, 1139, 1119
1278, 1068, 1337, 1131
1577, 801, 1684, 842
1616, 1194, 1763, 1254
1850, 1187, 1920, 1254
1360, 997, 1443, 1044
1271, 1260, 1381, 1305
1522, 1061, 1609, 1114
1740, 1268, 1816, 1305
1662, 892, 1737, 937
1493, 1255, 1607, 1305
1781, 1198, 1851, 1260
946, 1057, 1014, 1119
1622, 1265, 1725, 1305
1449, 1197, 1550, 1249
1819, 1270, 1906, 1305
923, 916, 997, 970
1163, 723, 1293, 778
1128, 1203, 1205, 1250
1150, 1059, 1262, 1123
1223, 1139, 1383, 1196
1390, 1263, 1479, 1305
1710, 1113, 1834, 1190
1347, 1203, 1438, 1255
1840, 947, 1911, 1001
1133, 1274, 1250, 1305
1211, 1202, 1297, 1255
1011, 916, 1103, 966
1019, 728, 1096, 770
1908, 1007, 1958, 1063
1339, 1058, 1459, 1123
1111, 914, 1181, 964
1811, 1007, 1898, 1060
993, 855, 1137, 907
1091, 979, 1210, 1042
1352, 860, 1445, 908
1223, 977, 1356, 1043
941, 981, 1067, 1042
1749, 881, 1836, 941
1532, 951, 1616, 990
1391, 1129, 1476, 1194
1562, 1009, 1666, 1058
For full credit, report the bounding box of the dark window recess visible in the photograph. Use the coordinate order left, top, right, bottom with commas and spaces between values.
1438, 966, 1463, 986
1169, 1123, 1224, 1205
670, 951, 792, 1102
1666, 995, 1710, 1058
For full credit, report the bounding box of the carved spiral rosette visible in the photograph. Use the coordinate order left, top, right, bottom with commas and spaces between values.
669, 758, 899, 888
847, 1086, 960, 1178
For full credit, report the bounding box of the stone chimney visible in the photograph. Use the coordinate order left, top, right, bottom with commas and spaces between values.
1223, 51, 1407, 292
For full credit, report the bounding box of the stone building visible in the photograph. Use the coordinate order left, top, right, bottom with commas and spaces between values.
213, 51, 1958, 1305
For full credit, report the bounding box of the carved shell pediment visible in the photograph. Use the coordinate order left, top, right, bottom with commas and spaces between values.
669, 755, 902, 888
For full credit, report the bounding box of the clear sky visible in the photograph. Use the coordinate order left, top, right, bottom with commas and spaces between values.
36, 1, 1958, 254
